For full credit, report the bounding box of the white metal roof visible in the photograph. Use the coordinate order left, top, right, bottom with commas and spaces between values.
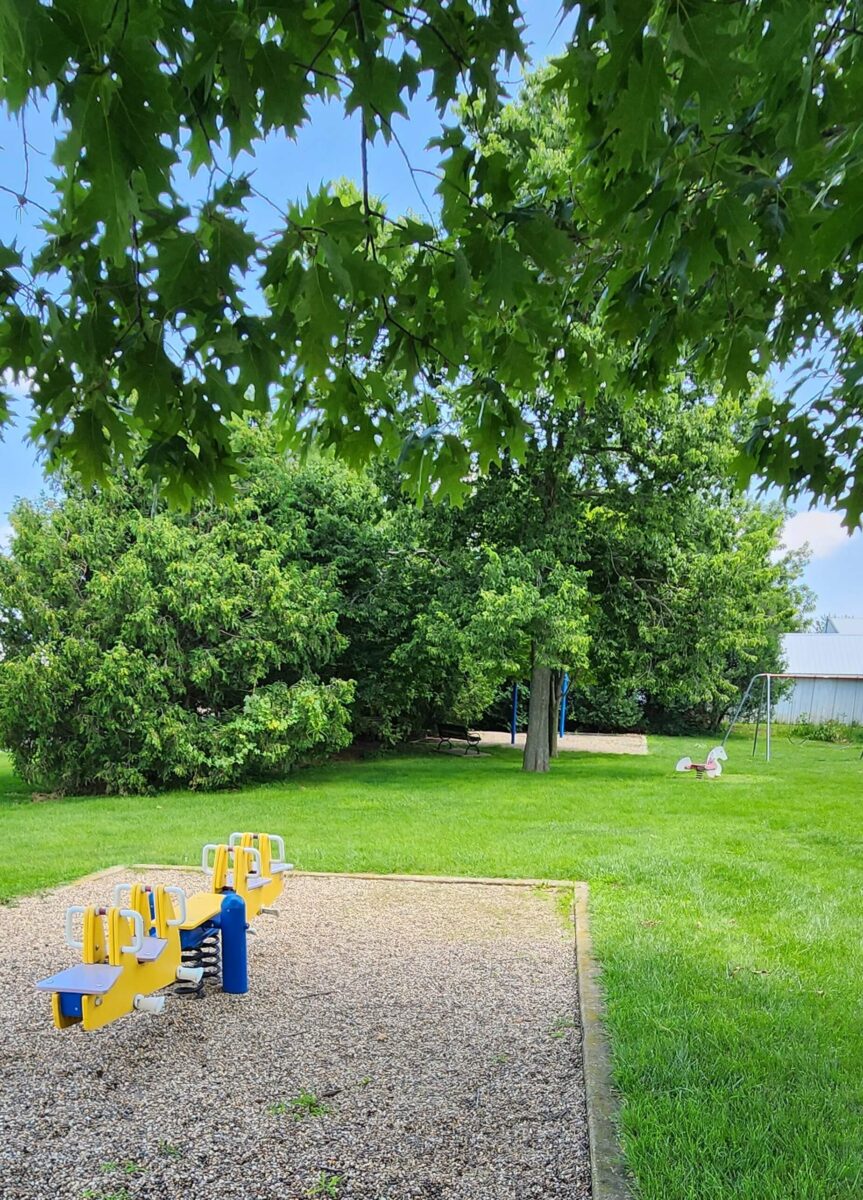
825, 616, 863, 636
782, 632, 863, 677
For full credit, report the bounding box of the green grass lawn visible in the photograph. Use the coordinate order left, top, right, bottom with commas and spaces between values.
3, 733, 862, 1199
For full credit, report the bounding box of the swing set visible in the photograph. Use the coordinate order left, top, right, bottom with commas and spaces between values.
722, 672, 863, 762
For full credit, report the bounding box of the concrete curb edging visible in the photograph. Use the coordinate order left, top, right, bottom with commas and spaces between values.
574, 881, 633, 1200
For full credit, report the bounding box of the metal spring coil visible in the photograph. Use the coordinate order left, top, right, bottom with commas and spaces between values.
176, 930, 220, 997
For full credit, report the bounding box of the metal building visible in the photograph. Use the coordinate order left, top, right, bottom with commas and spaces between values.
773, 632, 863, 724
825, 616, 863, 636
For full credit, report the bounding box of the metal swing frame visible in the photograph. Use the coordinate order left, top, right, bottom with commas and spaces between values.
722, 672, 863, 762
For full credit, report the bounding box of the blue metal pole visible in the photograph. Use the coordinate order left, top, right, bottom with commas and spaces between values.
559, 673, 570, 739
510, 683, 518, 745
220, 893, 248, 995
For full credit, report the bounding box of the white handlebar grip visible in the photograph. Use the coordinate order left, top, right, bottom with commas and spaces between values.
64, 906, 86, 951
111, 882, 132, 907
228, 831, 243, 846
164, 886, 187, 928
201, 843, 220, 873
269, 834, 286, 862
118, 909, 145, 955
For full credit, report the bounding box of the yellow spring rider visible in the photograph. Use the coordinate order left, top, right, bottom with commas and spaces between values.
36, 831, 293, 1032
202, 832, 293, 917
37, 884, 200, 1032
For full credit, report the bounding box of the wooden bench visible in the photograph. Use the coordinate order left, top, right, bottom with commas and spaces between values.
436, 723, 481, 755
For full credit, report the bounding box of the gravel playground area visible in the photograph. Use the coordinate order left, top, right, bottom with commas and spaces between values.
0, 871, 591, 1200
477, 731, 647, 755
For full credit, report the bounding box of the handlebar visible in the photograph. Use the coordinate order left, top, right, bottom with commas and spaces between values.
64, 905, 86, 951
201, 843, 221, 873
118, 909, 144, 956
239, 845, 262, 874
164, 886, 187, 927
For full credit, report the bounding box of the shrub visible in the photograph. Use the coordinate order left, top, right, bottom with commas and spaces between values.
0, 458, 355, 793
789, 715, 859, 745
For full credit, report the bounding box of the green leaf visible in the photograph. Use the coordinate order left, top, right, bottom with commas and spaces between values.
513, 213, 572, 276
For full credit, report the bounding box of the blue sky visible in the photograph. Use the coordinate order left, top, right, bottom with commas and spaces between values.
1, 3, 860, 616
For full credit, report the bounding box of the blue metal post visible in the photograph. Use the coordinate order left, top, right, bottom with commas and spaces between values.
510, 683, 518, 744
220, 893, 248, 995
559, 673, 570, 739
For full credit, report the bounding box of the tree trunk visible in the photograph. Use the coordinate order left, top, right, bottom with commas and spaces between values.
523, 663, 552, 772
549, 670, 564, 758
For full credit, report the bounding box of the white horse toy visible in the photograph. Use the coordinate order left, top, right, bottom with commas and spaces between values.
676, 746, 728, 779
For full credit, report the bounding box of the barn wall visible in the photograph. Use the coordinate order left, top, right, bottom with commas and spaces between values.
773, 679, 863, 724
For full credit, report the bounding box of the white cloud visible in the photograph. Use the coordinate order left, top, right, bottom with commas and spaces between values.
781, 510, 851, 560
0, 522, 11, 552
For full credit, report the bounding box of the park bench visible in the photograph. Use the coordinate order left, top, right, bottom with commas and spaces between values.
436, 722, 481, 755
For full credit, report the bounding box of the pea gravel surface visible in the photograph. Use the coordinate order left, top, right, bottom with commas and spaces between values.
0, 869, 591, 1200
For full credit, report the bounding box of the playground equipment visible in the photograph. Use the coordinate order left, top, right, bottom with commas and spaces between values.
509, 674, 570, 744
35, 831, 293, 1032
676, 746, 728, 780
723, 668, 863, 762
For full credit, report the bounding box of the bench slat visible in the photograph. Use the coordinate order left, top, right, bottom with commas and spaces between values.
438, 725, 479, 739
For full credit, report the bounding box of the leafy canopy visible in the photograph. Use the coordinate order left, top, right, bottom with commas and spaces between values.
418, 374, 811, 735
548, 0, 863, 526
0, 0, 528, 502
0, 1, 861, 523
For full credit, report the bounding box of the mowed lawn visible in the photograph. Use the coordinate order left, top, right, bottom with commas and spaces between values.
2, 733, 862, 1199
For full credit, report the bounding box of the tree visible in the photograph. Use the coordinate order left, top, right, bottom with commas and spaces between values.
0, 440, 356, 792
337, 521, 589, 760
411, 429, 594, 772
458, 550, 590, 772
1, 4, 861, 523
411, 371, 811, 759
569, 497, 812, 735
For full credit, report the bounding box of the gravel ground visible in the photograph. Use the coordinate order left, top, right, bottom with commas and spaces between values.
0, 871, 590, 1200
